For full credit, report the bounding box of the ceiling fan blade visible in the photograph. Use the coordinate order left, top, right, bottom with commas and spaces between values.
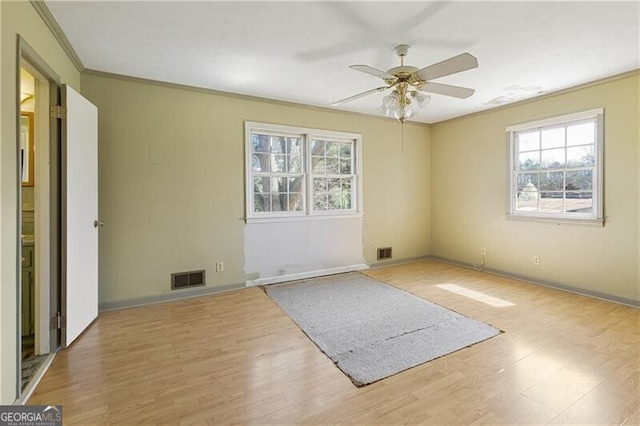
350, 65, 397, 80
416, 52, 478, 81
421, 82, 475, 99
332, 86, 388, 106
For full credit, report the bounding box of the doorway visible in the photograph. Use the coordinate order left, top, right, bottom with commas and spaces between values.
18, 41, 62, 400
19, 67, 44, 392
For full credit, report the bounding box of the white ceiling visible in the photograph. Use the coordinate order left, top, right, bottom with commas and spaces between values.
45, 1, 640, 123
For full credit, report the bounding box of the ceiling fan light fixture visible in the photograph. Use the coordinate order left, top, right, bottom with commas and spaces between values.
380, 86, 429, 123
380, 91, 400, 115
411, 91, 431, 108
393, 106, 417, 123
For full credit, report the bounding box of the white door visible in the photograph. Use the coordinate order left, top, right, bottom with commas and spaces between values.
62, 84, 99, 346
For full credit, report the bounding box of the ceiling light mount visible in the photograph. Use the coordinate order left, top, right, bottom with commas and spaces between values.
393, 44, 410, 58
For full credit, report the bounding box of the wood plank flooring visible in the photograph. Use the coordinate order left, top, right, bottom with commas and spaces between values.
29, 260, 639, 425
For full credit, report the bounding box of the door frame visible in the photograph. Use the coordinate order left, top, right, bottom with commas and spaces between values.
17, 36, 62, 397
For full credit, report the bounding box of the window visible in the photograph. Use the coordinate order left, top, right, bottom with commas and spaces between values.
507, 108, 603, 224
245, 122, 361, 221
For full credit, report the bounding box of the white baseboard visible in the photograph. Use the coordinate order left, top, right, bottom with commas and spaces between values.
246, 264, 370, 287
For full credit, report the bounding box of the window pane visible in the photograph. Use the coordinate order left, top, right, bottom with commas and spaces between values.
253, 154, 270, 172
341, 178, 352, 193
541, 127, 565, 149
342, 179, 353, 209
271, 154, 287, 172
339, 159, 352, 174
519, 151, 539, 170
287, 137, 302, 154
328, 178, 342, 209
328, 193, 342, 209
312, 157, 325, 173
254, 194, 270, 212
328, 178, 341, 192
517, 173, 539, 211
567, 122, 594, 146
566, 192, 592, 213
326, 142, 339, 157
311, 140, 325, 156
270, 136, 286, 153
270, 177, 287, 192
288, 176, 302, 192
314, 192, 328, 210
271, 193, 288, 212
326, 158, 339, 174
539, 192, 563, 213
567, 145, 594, 167
253, 176, 269, 193
516, 198, 538, 211
253, 134, 269, 153
517, 173, 539, 192
518, 131, 540, 152
565, 170, 592, 191
288, 155, 302, 173
339, 143, 352, 158
313, 178, 327, 192
541, 148, 565, 169
342, 192, 352, 209
289, 193, 303, 211
539, 171, 563, 191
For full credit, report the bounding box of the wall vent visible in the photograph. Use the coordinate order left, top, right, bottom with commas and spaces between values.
171, 270, 205, 290
377, 247, 392, 260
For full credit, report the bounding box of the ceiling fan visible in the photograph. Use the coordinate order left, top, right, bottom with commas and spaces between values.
332, 44, 478, 122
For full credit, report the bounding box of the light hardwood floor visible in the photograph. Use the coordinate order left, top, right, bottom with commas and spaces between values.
29, 260, 639, 425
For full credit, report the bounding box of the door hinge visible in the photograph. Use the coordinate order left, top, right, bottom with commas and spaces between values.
50, 105, 66, 119
51, 313, 66, 329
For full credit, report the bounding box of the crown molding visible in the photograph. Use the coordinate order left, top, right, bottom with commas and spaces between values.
83, 68, 433, 128
434, 69, 640, 126
30, 0, 85, 73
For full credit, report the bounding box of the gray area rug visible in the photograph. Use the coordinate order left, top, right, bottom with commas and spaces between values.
264, 272, 500, 386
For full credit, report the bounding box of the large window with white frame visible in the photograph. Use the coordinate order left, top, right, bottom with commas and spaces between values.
245, 122, 361, 220
507, 108, 604, 224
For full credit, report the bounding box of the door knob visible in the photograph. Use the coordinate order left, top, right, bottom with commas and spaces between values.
93, 219, 105, 228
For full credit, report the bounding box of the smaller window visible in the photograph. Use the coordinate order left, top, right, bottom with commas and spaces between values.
507, 108, 603, 224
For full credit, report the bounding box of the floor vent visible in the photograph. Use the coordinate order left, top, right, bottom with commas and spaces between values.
171, 270, 205, 290
377, 247, 393, 260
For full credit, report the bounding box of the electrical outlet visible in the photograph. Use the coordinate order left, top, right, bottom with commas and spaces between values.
216, 261, 224, 272
533, 255, 540, 266
480, 247, 486, 256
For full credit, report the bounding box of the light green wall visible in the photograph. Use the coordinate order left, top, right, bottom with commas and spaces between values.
431, 72, 640, 302
0, 0, 80, 404
2, 0, 637, 407
80, 73, 432, 304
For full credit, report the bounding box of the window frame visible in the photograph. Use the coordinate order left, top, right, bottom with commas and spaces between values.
245, 121, 363, 223
506, 108, 604, 226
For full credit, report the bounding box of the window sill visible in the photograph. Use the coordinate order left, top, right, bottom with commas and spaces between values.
245, 213, 363, 224
506, 213, 604, 227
